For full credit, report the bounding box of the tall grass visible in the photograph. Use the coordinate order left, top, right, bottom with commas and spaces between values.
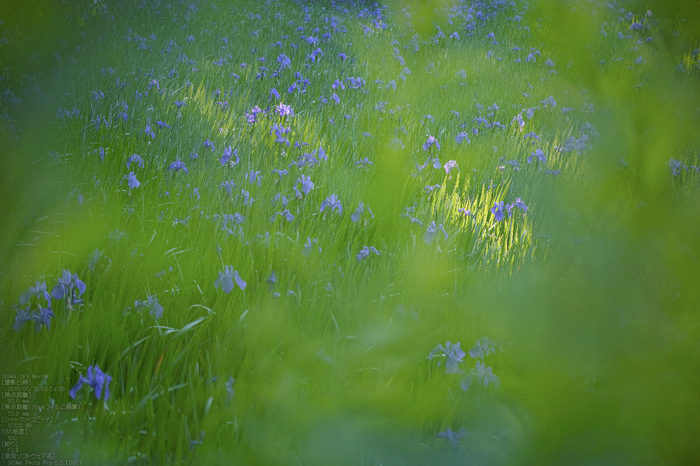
1, 0, 699, 464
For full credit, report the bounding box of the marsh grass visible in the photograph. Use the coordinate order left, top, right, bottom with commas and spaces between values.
1, 0, 699, 464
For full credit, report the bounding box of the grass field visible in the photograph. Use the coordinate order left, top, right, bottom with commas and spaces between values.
1, 0, 700, 464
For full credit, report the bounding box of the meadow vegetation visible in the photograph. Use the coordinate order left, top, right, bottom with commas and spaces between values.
1, 0, 699, 464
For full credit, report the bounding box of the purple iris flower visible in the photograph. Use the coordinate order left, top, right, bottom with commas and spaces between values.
355, 157, 372, 168
220, 213, 245, 229
144, 124, 155, 139
505, 203, 514, 218
221, 146, 239, 166
401, 213, 423, 226
12, 306, 32, 332
240, 189, 254, 207
428, 341, 466, 374
346, 77, 365, 89
248, 170, 262, 185
19, 281, 51, 305
473, 116, 488, 126
35, 306, 55, 331
436, 427, 470, 447
491, 201, 505, 222
267, 271, 276, 292
332, 79, 345, 90
220, 180, 236, 195
274, 134, 290, 146
320, 194, 343, 215
455, 132, 470, 144
13, 303, 54, 333
245, 106, 264, 123
270, 209, 295, 222
308, 48, 323, 62
168, 160, 188, 174
215, 266, 246, 293
298, 175, 314, 195
422, 136, 440, 151
270, 124, 291, 135
272, 193, 289, 208
528, 149, 546, 163
415, 160, 429, 173
512, 113, 525, 129
203, 140, 215, 151
270, 88, 280, 99
272, 168, 288, 180
276, 103, 294, 117
127, 154, 143, 169
356, 246, 380, 261
541, 96, 556, 107
15, 281, 54, 332
277, 53, 291, 69
70, 365, 112, 402
351, 202, 374, 223
504, 160, 521, 171
444, 160, 459, 174
91, 115, 105, 130
425, 221, 448, 244
125, 172, 140, 189
514, 198, 528, 213
302, 237, 321, 256
135, 294, 163, 319
51, 269, 87, 307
